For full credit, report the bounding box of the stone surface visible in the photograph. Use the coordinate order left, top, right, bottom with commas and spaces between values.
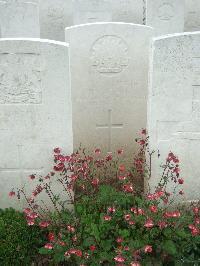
111, 0, 144, 24
148, 32, 200, 201
0, 0, 40, 38
184, 0, 200, 32
73, 0, 112, 25
39, 0, 73, 41
66, 22, 153, 157
0, 39, 73, 208
146, 0, 184, 36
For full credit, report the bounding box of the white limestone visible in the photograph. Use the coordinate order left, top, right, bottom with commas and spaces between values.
146, 0, 184, 36
0, 39, 73, 208
0, 0, 40, 38
73, 0, 112, 25
184, 0, 200, 32
111, 0, 144, 24
148, 32, 200, 201
66, 22, 153, 156
39, 0, 73, 41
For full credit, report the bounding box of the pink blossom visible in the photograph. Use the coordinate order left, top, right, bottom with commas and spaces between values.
90, 245, 96, 251
130, 262, 141, 266
23, 208, 31, 214
193, 207, 199, 215
39, 221, 50, 228
129, 220, 135, 225
9, 191, 15, 197
124, 214, 131, 221
54, 147, 61, 154
27, 219, 35, 226
108, 207, 116, 213
94, 148, 101, 155
144, 245, 153, 253
118, 175, 126, 181
67, 225, 75, 233
157, 221, 167, 229
164, 211, 181, 218
48, 232, 55, 242
27, 212, 38, 219
114, 255, 125, 263
117, 149, 124, 155
29, 174, 36, 180
123, 184, 134, 193
178, 178, 184, 184
103, 215, 112, 221
116, 237, 123, 243
91, 178, 99, 186
149, 205, 158, 213
144, 219, 154, 228
44, 243, 53, 250
119, 164, 126, 172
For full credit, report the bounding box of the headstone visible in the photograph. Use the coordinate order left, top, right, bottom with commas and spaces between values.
146, 0, 184, 36
39, 0, 73, 41
66, 22, 153, 157
73, 0, 112, 24
184, 0, 200, 32
0, 0, 40, 38
111, 0, 144, 24
0, 39, 73, 208
148, 32, 200, 201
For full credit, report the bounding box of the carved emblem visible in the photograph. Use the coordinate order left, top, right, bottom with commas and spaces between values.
158, 3, 174, 21
0, 53, 43, 104
90, 35, 129, 75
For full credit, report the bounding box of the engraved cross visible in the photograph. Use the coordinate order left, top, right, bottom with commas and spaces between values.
96, 109, 123, 152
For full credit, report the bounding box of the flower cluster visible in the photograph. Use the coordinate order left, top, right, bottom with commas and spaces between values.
9, 129, 200, 265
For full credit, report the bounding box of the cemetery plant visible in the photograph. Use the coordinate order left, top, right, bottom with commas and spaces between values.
10, 130, 200, 266
0, 208, 45, 265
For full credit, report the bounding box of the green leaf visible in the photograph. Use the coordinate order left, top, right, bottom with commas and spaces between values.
39, 247, 53, 255
162, 240, 177, 255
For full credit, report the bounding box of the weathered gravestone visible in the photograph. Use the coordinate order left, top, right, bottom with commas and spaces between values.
66, 22, 153, 157
148, 32, 200, 201
146, 0, 184, 36
73, 0, 112, 25
0, 0, 40, 38
39, 0, 73, 41
184, 0, 200, 32
0, 39, 73, 208
111, 0, 144, 24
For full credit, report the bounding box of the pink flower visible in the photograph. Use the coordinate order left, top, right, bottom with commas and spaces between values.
67, 225, 75, 233
123, 184, 134, 193
27, 212, 38, 219
39, 221, 50, 228
53, 162, 65, 171
149, 205, 158, 213
108, 207, 116, 213
141, 129, 147, 135
94, 148, 101, 155
106, 153, 112, 161
103, 215, 112, 221
48, 232, 55, 242
157, 221, 167, 229
9, 191, 15, 197
23, 208, 31, 214
91, 178, 99, 186
29, 174, 36, 180
27, 219, 35, 226
130, 262, 141, 266
144, 245, 153, 253
90, 245, 96, 251
118, 175, 126, 181
164, 211, 181, 218
129, 220, 135, 225
144, 219, 154, 228
114, 255, 125, 263
116, 237, 124, 243
189, 225, 200, 236
193, 207, 199, 215
58, 241, 66, 246
44, 243, 53, 250
54, 147, 61, 154
117, 149, 124, 155
119, 164, 125, 172
66, 249, 82, 257
124, 214, 131, 221
195, 218, 200, 225
178, 178, 184, 184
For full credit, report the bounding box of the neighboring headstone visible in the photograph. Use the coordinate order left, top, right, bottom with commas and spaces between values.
0, 39, 73, 208
39, 0, 73, 41
146, 0, 184, 36
148, 32, 200, 201
66, 22, 153, 157
184, 0, 200, 32
0, 0, 40, 38
73, 0, 112, 24
111, 0, 144, 24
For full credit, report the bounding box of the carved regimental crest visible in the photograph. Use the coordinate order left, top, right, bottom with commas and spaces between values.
0, 53, 43, 104
158, 3, 174, 21
91, 35, 129, 75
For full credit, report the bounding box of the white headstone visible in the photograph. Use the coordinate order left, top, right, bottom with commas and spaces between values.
0, 0, 40, 38
111, 0, 144, 24
66, 22, 153, 157
0, 39, 73, 208
39, 0, 73, 41
146, 0, 184, 36
73, 0, 112, 24
148, 32, 200, 201
184, 0, 200, 32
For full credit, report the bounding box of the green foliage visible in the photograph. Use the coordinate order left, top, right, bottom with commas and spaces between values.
0, 208, 45, 265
